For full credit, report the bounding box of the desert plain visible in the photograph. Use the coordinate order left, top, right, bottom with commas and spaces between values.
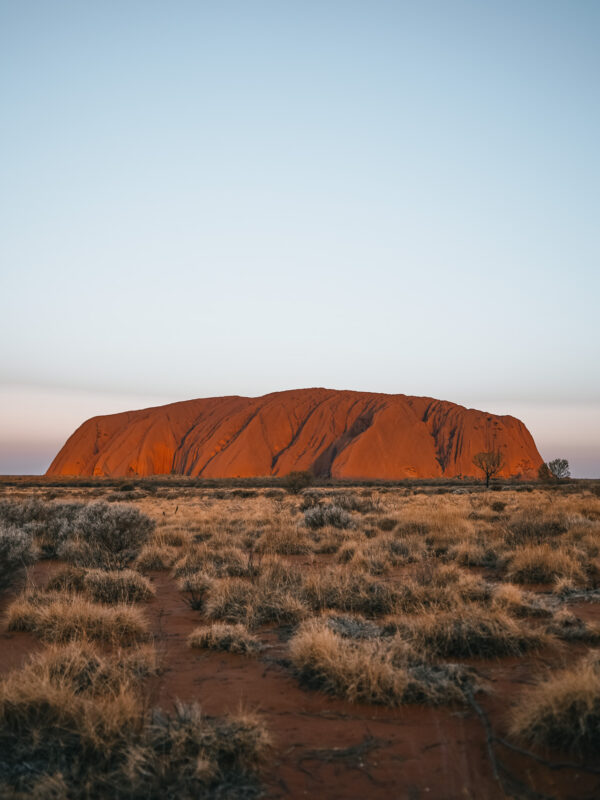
1, 476, 600, 799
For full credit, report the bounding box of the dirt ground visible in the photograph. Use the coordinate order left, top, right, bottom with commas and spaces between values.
1, 484, 600, 799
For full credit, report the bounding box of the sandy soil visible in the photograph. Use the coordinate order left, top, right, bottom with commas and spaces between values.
2, 560, 598, 800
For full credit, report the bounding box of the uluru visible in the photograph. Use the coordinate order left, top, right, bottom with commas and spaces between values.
46, 388, 543, 480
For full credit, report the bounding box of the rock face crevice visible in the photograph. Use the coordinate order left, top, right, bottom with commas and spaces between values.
46, 388, 543, 480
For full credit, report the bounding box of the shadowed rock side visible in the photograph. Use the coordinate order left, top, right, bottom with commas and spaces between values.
46, 388, 543, 480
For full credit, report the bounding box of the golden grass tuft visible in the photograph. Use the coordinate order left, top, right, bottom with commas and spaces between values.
391, 605, 550, 658
188, 623, 263, 654
6, 592, 151, 645
83, 569, 155, 603
510, 652, 600, 754
289, 619, 471, 706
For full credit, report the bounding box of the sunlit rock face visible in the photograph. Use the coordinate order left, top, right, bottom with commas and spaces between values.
47, 388, 543, 479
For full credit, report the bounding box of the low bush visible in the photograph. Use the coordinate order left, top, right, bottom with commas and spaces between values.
58, 502, 155, 569
188, 623, 262, 654
0, 648, 271, 798
0, 523, 37, 590
303, 504, 352, 530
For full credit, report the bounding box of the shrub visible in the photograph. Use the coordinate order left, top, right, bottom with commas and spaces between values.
188, 623, 263, 654
303, 504, 351, 530
0, 500, 83, 558
83, 569, 155, 603
510, 652, 600, 754
282, 470, 314, 494
0, 523, 37, 590
0, 649, 270, 798
58, 503, 155, 569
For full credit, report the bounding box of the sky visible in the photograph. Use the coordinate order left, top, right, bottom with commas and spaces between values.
1, 0, 599, 477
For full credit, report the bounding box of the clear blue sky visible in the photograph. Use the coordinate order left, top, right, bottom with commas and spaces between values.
1, 1, 599, 475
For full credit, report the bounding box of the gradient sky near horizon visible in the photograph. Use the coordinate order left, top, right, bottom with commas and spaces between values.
1, 0, 599, 477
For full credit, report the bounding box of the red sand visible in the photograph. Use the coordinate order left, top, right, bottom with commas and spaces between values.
2, 563, 599, 800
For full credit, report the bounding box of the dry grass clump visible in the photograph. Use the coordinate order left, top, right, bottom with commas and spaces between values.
545, 609, 600, 643
506, 544, 587, 585
205, 577, 308, 628
510, 652, 600, 754
83, 569, 155, 604
289, 619, 471, 706
504, 511, 569, 546
188, 623, 263, 654
0, 647, 270, 798
45, 565, 87, 593
448, 539, 497, 567
6, 592, 150, 645
135, 543, 179, 572
491, 583, 552, 619
172, 543, 252, 578
20, 641, 159, 695
394, 564, 490, 613
302, 568, 398, 616
254, 526, 311, 555
391, 606, 548, 658
178, 572, 214, 610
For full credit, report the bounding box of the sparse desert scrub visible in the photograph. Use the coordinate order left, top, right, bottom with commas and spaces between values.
6, 592, 151, 645
0, 499, 83, 558
390, 606, 548, 658
505, 544, 587, 585
172, 543, 252, 578
0, 523, 37, 590
510, 652, 600, 754
57, 502, 155, 569
289, 619, 471, 706
83, 569, 155, 603
0, 650, 270, 798
188, 623, 263, 654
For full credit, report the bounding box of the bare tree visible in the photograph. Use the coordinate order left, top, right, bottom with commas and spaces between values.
548, 458, 570, 480
473, 450, 505, 488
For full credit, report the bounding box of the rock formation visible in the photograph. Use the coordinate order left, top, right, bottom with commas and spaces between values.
46, 388, 543, 480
